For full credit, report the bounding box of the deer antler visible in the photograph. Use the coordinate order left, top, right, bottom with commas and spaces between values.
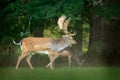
58, 15, 70, 34
58, 15, 66, 30
58, 15, 76, 36
70, 30, 77, 36
63, 17, 70, 34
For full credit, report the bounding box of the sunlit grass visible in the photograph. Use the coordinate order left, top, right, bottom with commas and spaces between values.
0, 67, 120, 80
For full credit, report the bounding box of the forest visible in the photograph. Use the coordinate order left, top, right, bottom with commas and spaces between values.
0, 0, 120, 68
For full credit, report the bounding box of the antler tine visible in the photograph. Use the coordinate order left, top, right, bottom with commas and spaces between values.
58, 15, 66, 30
70, 30, 77, 36
69, 28, 73, 33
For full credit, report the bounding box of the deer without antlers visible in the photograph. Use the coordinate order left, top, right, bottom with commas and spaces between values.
57, 46, 82, 67
45, 46, 82, 68
13, 15, 77, 69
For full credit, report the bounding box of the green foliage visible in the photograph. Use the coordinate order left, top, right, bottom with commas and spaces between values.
0, 0, 84, 36
44, 25, 61, 39
1, 0, 119, 54
96, 3, 120, 19
82, 23, 90, 52
82, 0, 120, 21
0, 0, 84, 53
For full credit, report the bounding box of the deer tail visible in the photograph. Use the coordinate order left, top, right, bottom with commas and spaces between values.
13, 39, 21, 45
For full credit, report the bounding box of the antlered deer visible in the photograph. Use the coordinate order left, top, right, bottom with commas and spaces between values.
13, 15, 77, 69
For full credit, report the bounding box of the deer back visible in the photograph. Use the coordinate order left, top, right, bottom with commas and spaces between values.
21, 37, 53, 52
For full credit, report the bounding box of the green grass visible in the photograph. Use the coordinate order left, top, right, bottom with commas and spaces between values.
0, 67, 120, 80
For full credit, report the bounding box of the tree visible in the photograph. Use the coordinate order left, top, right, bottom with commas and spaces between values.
84, 0, 120, 66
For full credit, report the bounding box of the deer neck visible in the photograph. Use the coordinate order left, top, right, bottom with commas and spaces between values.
50, 38, 70, 51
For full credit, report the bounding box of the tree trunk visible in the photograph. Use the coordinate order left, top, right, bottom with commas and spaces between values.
103, 18, 120, 66
84, 12, 120, 66
33, 24, 44, 37
84, 13, 105, 66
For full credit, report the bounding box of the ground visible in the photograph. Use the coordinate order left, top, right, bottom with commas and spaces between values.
0, 67, 120, 80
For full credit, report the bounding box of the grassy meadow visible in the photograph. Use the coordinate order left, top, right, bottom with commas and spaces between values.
0, 67, 120, 80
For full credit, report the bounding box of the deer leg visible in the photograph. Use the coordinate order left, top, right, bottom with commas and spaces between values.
46, 62, 52, 69
46, 55, 54, 69
26, 55, 33, 69
46, 50, 55, 69
50, 56, 54, 69
46, 53, 61, 69
68, 56, 72, 67
15, 52, 28, 70
73, 55, 82, 66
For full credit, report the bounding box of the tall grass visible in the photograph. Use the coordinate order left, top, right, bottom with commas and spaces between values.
0, 67, 120, 80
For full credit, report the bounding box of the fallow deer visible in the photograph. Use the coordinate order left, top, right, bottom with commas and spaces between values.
13, 15, 77, 69
58, 46, 82, 67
